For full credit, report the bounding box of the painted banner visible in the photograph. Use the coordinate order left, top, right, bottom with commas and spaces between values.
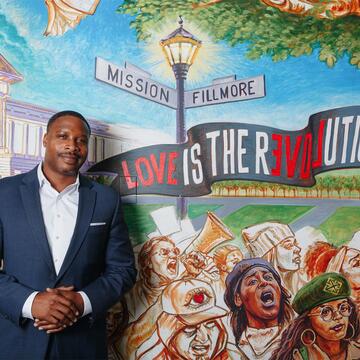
89, 105, 360, 196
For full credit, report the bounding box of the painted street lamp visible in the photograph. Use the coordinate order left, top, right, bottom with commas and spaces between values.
160, 16, 201, 143
160, 16, 201, 218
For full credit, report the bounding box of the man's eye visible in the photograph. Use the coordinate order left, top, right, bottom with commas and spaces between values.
248, 279, 257, 286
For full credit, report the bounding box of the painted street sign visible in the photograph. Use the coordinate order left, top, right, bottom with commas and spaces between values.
95, 57, 177, 109
184, 75, 265, 109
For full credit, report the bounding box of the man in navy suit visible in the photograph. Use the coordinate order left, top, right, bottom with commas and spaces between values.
0, 110, 137, 359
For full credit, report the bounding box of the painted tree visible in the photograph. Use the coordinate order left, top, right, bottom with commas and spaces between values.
333, 176, 344, 198
322, 175, 334, 197
343, 176, 355, 197
118, 0, 360, 68
257, 182, 267, 197
315, 176, 325, 197
240, 181, 251, 196
268, 182, 278, 197
353, 176, 360, 199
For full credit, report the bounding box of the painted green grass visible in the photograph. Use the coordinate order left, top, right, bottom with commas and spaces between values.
123, 204, 222, 247
223, 205, 314, 238
319, 207, 360, 246
188, 204, 222, 219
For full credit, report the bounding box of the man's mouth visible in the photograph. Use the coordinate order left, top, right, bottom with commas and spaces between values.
260, 290, 275, 307
191, 344, 210, 355
293, 256, 301, 264
60, 153, 79, 163
167, 259, 177, 274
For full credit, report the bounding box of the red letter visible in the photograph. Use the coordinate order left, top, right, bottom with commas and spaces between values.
285, 135, 302, 178
312, 120, 325, 169
300, 133, 313, 179
150, 153, 166, 184
121, 160, 137, 189
167, 152, 178, 185
271, 134, 283, 176
135, 157, 154, 186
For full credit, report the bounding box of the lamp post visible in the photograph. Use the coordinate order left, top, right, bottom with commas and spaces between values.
160, 17, 201, 218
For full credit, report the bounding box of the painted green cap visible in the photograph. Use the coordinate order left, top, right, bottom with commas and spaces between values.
292, 272, 351, 315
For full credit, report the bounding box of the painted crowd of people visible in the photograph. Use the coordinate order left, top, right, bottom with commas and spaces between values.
110, 214, 360, 360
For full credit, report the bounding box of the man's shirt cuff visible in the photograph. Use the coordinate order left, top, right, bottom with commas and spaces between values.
22, 291, 39, 320
78, 291, 92, 317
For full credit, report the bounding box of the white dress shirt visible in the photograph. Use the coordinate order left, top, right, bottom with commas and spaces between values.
22, 164, 92, 319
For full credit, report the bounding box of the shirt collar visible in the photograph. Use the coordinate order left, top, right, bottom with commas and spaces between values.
37, 163, 80, 192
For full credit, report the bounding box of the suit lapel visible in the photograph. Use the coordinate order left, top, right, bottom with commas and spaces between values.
20, 167, 56, 275
56, 176, 96, 282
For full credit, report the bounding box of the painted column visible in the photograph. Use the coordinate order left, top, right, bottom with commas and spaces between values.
0, 81, 9, 151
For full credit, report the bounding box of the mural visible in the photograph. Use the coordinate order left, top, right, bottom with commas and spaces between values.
0, 0, 359, 359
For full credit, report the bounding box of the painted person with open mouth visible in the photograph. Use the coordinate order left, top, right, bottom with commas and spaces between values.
224, 258, 294, 360
270, 272, 360, 360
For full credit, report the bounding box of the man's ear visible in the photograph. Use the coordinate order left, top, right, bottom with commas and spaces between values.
43, 133, 48, 148
234, 293, 242, 307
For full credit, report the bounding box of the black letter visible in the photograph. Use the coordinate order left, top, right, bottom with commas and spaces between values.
108, 65, 119, 83
231, 84, 238, 97
248, 80, 255, 95
220, 86, 229, 99
160, 88, 169, 103
136, 78, 144, 92
239, 82, 247, 96
150, 84, 158, 98
125, 74, 133, 88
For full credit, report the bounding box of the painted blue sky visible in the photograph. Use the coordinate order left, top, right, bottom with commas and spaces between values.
0, 0, 359, 140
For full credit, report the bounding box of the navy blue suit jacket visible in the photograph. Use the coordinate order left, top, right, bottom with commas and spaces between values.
0, 167, 137, 359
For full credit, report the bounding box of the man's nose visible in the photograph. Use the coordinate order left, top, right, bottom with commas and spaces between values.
65, 139, 78, 150
194, 325, 208, 343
